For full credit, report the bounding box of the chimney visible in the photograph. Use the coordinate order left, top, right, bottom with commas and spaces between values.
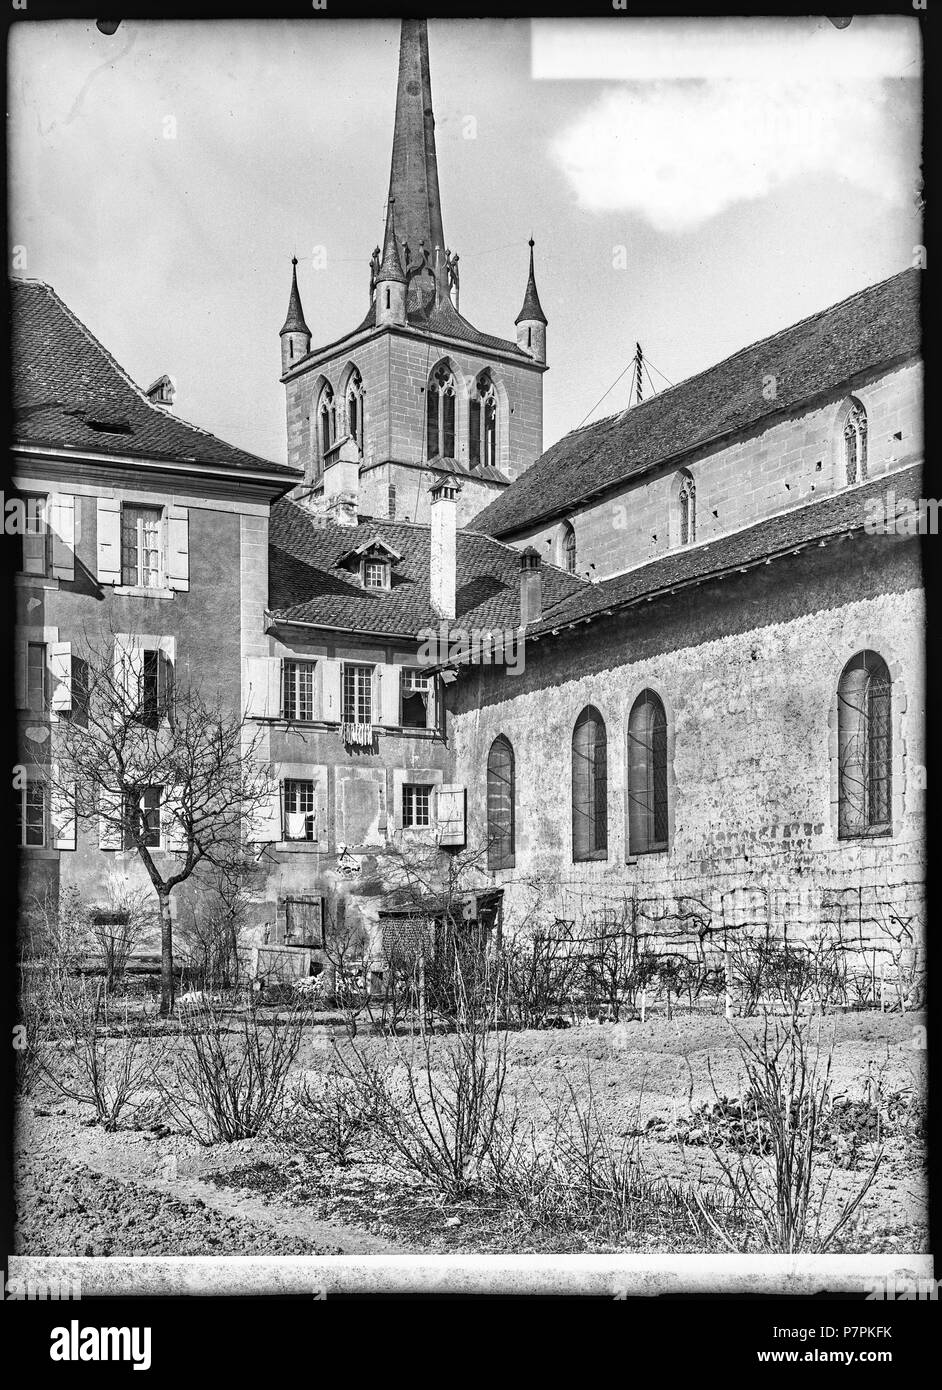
323, 436, 361, 527
519, 546, 542, 626
429, 474, 460, 620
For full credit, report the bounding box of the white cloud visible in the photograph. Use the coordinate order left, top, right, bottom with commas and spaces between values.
551, 79, 915, 233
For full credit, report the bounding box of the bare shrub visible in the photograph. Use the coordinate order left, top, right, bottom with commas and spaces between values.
277, 1068, 387, 1167
500, 925, 583, 1029
682, 1016, 883, 1253
157, 1002, 307, 1144
42, 976, 159, 1130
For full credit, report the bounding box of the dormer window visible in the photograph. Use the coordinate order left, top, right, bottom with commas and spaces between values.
363, 558, 390, 590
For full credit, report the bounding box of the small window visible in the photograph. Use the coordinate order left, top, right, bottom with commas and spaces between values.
18, 782, 45, 847
27, 642, 47, 712
572, 705, 607, 861
486, 735, 515, 869
285, 895, 324, 947
127, 785, 162, 849
363, 559, 389, 590
678, 472, 696, 546
342, 664, 373, 724
283, 660, 316, 722
388, 484, 397, 520
563, 524, 576, 575
843, 399, 868, 485
838, 650, 891, 837
401, 668, 434, 729
283, 779, 316, 841
121, 505, 163, 588
403, 783, 432, 829
135, 648, 173, 730
627, 690, 668, 854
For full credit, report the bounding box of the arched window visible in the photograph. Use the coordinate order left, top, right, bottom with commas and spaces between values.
426, 364, 456, 460
627, 691, 668, 854
317, 383, 336, 462
838, 651, 891, 837
572, 706, 608, 861
843, 399, 868, 484
679, 472, 696, 545
486, 735, 515, 870
345, 369, 364, 451
469, 372, 498, 470
563, 523, 576, 575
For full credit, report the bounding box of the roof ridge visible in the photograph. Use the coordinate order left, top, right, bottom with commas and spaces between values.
566, 267, 922, 443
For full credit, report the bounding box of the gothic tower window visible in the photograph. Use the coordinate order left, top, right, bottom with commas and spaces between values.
317, 383, 337, 462
486, 734, 515, 870
426, 364, 456, 459
346, 369, 365, 451
627, 690, 668, 854
572, 705, 608, 861
838, 650, 891, 838
563, 523, 576, 575
678, 471, 696, 545
843, 398, 868, 484
469, 372, 498, 470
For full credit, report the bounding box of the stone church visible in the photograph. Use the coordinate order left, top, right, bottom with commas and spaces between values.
12, 20, 924, 994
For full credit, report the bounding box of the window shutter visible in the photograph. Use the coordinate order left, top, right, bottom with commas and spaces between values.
114, 639, 144, 708
248, 781, 283, 843
436, 784, 466, 847
244, 657, 281, 718
425, 677, 438, 731
14, 642, 28, 710
96, 497, 121, 584
166, 505, 189, 591
99, 788, 123, 850
320, 659, 342, 722
48, 642, 72, 712
51, 772, 76, 850
377, 663, 400, 727
49, 494, 75, 581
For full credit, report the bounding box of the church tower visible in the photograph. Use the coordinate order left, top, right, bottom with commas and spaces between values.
279, 19, 547, 525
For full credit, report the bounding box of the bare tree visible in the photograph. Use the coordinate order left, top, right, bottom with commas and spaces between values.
49, 631, 273, 1017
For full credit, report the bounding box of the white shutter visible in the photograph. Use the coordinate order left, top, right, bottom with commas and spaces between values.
48, 642, 72, 712
166, 505, 189, 591
49, 494, 75, 581
51, 776, 76, 851
162, 787, 188, 852
426, 676, 438, 731
377, 663, 400, 727
245, 657, 281, 718
114, 639, 143, 708
99, 787, 123, 850
96, 497, 121, 584
320, 659, 342, 722
436, 784, 466, 847
248, 782, 282, 843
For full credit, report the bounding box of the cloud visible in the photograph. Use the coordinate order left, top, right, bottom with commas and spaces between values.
551, 79, 915, 233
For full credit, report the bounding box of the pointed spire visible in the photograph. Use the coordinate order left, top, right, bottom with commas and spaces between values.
377, 199, 406, 283
515, 238, 547, 326
387, 20, 446, 268
280, 256, 310, 337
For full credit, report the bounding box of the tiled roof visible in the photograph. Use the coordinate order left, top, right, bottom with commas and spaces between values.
349, 291, 528, 359
525, 463, 923, 640
12, 278, 296, 476
268, 499, 589, 636
472, 269, 923, 538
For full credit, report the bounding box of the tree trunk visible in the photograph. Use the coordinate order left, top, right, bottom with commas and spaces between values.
158, 891, 175, 1017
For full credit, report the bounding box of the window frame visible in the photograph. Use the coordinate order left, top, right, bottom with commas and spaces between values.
26, 641, 47, 712
837, 650, 892, 839
18, 781, 46, 848
400, 668, 434, 730
17, 493, 50, 577
342, 663, 374, 724
282, 778, 317, 841
282, 659, 317, 723
486, 734, 515, 870
121, 503, 164, 589
402, 782, 432, 829
627, 690, 669, 855
284, 894, 324, 947
572, 705, 608, 862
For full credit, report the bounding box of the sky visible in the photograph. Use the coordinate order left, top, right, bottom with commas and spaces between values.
8, 16, 923, 468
